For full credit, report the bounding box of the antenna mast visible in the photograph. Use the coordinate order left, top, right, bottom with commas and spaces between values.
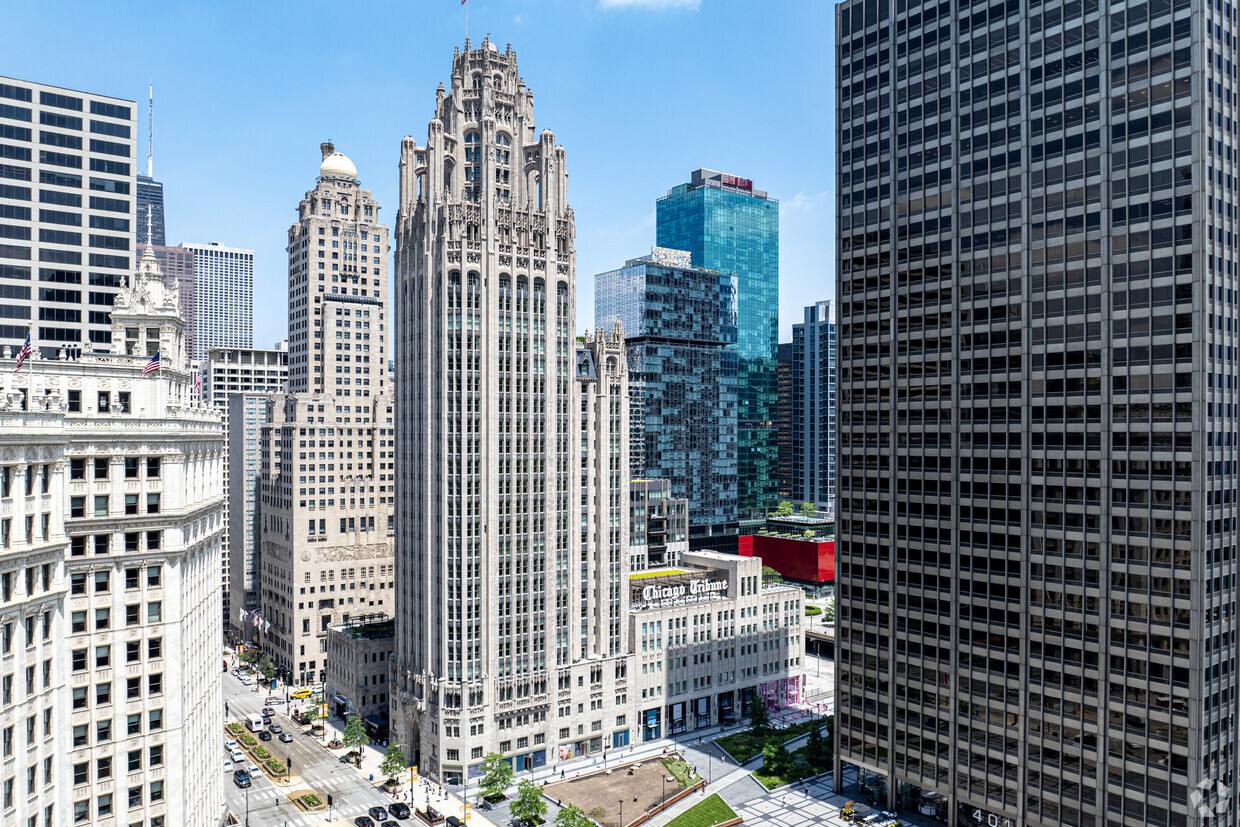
147, 84, 153, 178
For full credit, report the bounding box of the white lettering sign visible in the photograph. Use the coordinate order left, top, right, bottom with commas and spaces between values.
639, 578, 728, 605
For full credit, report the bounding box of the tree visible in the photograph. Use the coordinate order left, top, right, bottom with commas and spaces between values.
762, 740, 791, 776
823, 598, 835, 624
258, 654, 275, 682
747, 697, 772, 734
800, 501, 816, 517
807, 724, 830, 766
555, 805, 592, 827
239, 649, 258, 665
775, 500, 794, 516
342, 713, 369, 764
761, 565, 782, 584
510, 778, 547, 826
380, 744, 408, 784
478, 752, 514, 802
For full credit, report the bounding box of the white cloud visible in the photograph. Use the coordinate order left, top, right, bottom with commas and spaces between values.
780, 190, 829, 214
599, 0, 701, 10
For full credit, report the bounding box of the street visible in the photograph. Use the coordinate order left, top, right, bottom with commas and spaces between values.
220, 669, 398, 826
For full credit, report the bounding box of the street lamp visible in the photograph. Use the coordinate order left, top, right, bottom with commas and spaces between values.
244, 785, 249, 827
619, 798, 624, 827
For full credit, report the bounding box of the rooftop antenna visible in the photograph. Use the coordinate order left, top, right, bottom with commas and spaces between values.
146, 205, 152, 250
146, 84, 153, 178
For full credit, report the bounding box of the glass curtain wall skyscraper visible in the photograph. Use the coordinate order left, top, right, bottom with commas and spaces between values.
596, 246, 739, 542
834, 1, 1237, 826
657, 169, 779, 518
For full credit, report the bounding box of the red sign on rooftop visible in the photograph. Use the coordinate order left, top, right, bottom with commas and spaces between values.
720, 173, 753, 190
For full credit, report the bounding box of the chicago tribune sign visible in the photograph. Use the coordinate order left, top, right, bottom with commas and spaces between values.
637, 577, 728, 606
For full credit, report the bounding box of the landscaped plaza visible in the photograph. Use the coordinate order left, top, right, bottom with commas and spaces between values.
545, 753, 700, 827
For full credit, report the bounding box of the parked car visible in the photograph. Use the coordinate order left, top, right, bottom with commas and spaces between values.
233, 770, 251, 789
389, 802, 411, 819
230, 748, 245, 762
354, 818, 376, 827
223, 759, 234, 773
224, 739, 237, 750
369, 807, 389, 821
258, 730, 272, 741
279, 731, 294, 743
247, 763, 263, 777
239, 676, 254, 686
269, 724, 283, 734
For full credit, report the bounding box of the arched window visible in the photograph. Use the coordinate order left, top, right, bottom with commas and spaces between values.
472, 73, 482, 91
464, 132, 482, 203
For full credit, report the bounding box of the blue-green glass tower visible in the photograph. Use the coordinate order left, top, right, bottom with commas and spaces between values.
657, 169, 779, 517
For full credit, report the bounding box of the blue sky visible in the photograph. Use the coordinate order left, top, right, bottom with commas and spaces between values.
2, 0, 834, 346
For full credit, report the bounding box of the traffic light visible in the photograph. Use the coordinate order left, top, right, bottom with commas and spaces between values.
327, 794, 333, 808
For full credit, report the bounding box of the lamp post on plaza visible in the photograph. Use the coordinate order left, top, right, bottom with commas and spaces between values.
619, 799, 624, 827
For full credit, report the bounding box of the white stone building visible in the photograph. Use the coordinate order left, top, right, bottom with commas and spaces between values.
0, 246, 225, 826
258, 145, 395, 687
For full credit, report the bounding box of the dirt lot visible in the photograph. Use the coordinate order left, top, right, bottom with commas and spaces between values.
546, 755, 689, 827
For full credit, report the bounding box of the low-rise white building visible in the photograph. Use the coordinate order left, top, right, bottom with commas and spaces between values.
0, 246, 225, 827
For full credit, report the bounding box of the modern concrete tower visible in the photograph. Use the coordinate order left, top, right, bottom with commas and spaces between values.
391, 38, 633, 783
258, 146, 395, 686
833, 2, 1237, 826
790, 300, 836, 514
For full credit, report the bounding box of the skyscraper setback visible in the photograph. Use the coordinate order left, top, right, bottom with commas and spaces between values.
834, 1, 1236, 826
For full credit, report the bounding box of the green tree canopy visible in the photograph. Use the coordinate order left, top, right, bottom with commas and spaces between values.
775, 500, 794, 516
342, 713, 369, 764
478, 752, 514, 801
748, 698, 772, 733
800, 501, 816, 516
555, 805, 592, 827
511, 778, 547, 825
380, 744, 408, 782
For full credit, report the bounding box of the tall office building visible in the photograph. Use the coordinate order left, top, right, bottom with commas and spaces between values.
777, 342, 795, 500
198, 345, 289, 641
135, 176, 164, 246
0, 76, 136, 356
137, 244, 194, 358
181, 241, 253, 361
0, 245, 225, 827
657, 169, 779, 517
257, 144, 394, 686
596, 246, 739, 543
391, 38, 635, 781
834, 2, 1235, 826
790, 300, 836, 513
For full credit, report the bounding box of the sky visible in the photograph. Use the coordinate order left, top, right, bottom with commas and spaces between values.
2, 0, 835, 346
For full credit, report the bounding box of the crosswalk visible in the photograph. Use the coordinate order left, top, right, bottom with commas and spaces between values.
225, 782, 320, 826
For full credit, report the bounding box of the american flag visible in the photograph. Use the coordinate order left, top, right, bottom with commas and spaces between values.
13, 330, 31, 372
141, 351, 161, 377
193, 367, 203, 395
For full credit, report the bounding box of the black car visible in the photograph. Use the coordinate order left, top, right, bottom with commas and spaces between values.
262, 715, 272, 725
354, 818, 376, 827
382, 822, 399, 827
369, 807, 389, 821
258, 730, 272, 741
389, 802, 410, 819
233, 770, 251, 789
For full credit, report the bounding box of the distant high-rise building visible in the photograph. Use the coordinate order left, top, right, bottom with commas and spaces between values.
0, 76, 137, 355
791, 300, 835, 513
138, 242, 194, 356
181, 241, 253, 360
657, 169, 779, 517
833, 1, 1235, 825
136, 174, 164, 245
258, 144, 393, 686
596, 246, 739, 544
136, 85, 164, 245
776, 342, 795, 500
199, 344, 289, 640
0, 245, 225, 827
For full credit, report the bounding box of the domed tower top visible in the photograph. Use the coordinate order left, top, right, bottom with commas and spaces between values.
319, 141, 357, 180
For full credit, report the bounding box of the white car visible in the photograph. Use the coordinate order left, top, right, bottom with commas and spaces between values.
224, 759, 234, 772
230, 748, 244, 762
224, 739, 237, 750
247, 763, 264, 777
265, 696, 285, 705
239, 676, 254, 686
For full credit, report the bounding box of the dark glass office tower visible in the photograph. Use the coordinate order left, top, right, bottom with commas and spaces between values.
596, 247, 739, 542
778, 341, 795, 500
136, 173, 165, 245
792, 300, 836, 513
834, 1, 1236, 826
657, 169, 779, 517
